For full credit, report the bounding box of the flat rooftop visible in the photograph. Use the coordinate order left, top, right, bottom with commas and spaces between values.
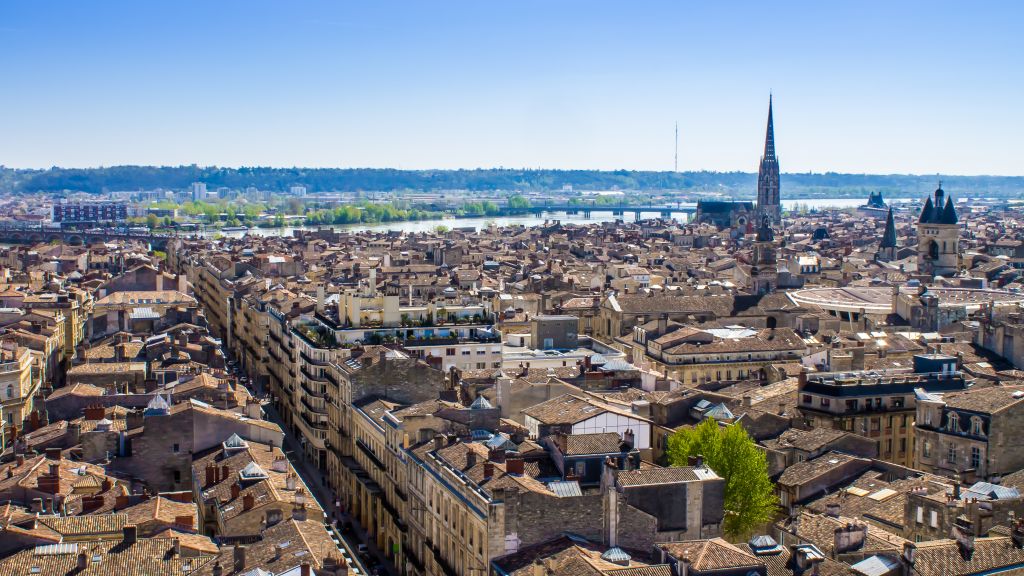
788, 286, 1024, 314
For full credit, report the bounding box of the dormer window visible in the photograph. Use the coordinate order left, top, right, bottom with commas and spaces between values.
948, 412, 959, 432
971, 417, 984, 436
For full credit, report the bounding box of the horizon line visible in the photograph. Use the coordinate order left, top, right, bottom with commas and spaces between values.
3, 165, 1024, 179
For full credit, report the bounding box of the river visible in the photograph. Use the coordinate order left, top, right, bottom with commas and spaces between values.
216, 197, 914, 238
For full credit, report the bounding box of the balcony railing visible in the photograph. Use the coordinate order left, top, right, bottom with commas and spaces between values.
301, 394, 328, 415
300, 350, 328, 366
301, 365, 328, 383
300, 410, 328, 430
357, 438, 386, 471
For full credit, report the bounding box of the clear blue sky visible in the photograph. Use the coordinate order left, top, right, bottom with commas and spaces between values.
1, 1, 1021, 174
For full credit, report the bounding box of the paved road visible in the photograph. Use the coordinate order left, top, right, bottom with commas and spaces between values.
229, 362, 383, 576
260, 396, 396, 576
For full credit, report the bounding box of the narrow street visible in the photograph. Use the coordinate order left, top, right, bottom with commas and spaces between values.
228, 357, 396, 576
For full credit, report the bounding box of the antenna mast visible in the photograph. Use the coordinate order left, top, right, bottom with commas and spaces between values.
674, 121, 679, 172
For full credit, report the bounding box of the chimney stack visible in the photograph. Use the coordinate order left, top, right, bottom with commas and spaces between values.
505, 454, 525, 475
123, 525, 138, 545
234, 545, 247, 572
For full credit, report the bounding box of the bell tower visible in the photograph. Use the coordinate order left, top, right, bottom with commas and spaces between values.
751, 216, 778, 295
916, 184, 960, 277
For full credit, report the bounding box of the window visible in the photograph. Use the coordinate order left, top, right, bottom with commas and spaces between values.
930, 510, 938, 528
916, 506, 923, 524
821, 398, 831, 408
172, 443, 180, 453
972, 418, 984, 436
971, 447, 981, 469
802, 394, 812, 405
900, 438, 907, 454
948, 412, 959, 432
948, 444, 957, 464
173, 470, 181, 483
446, 348, 456, 356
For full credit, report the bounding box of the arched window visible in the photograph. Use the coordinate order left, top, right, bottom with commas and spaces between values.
971, 417, 984, 436
948, 412, 959, 432
928, 240, 939, 260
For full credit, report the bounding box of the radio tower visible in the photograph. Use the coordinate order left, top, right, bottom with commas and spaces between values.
674, 121, 679, 172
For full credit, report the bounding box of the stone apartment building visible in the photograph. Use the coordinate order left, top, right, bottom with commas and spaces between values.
400, 432, 723, 576
191, 433, 323, 539
0, 341, 38, 447
797, 354, 969, 467
914, 385, 1024, 483
632, 323, 805, 386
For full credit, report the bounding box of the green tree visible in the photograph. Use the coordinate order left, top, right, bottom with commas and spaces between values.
145, 213, 159, 229
666, 419, 778, 538
508, 194, 531, 210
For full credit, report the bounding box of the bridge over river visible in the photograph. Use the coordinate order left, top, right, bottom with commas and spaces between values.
0, 223, 172, 249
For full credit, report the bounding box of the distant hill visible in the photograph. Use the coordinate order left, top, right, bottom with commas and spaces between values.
2, 166, 1023, 198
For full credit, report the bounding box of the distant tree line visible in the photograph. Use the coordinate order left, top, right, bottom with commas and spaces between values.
3, 166, 1023, 197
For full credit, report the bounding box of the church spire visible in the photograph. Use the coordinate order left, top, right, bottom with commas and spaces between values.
756, 94, 781, 226
881, 208, 897, 249
763, 94, 776, 161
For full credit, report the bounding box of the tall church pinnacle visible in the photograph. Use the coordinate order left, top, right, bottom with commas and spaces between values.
881, 208, 897, 249
763, 94, 776, 161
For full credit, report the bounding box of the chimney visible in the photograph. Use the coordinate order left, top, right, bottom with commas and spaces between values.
798, 367, 808, 388
221, 464, 230, 483
175, 515, 195, 530
234, 545, 247, 572
205, 464, 217, 487
488, 447, 506, 463
833, 522, 867, 554
622, 429, 635, 450
243, 493, 255, 511
81, 495, 104, 513
1012, 519, 1024, 549
16, 454, 24, 467
123, 524, 138, 544
45, 447, 62, 461
77, 552, 89, 571
83, 405, 106, 421
742, 395, 752, 408
231, 483, 241, 500
101, 478, 112, 492
433, 434, 445, 452
212, 562, 223, 576
301, 563, 312, 576
902, 542, 917, 566
466, 450, 477, 469
505, 455, 525, 475
825, 502, 840, 518
484, 461, 495, 479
